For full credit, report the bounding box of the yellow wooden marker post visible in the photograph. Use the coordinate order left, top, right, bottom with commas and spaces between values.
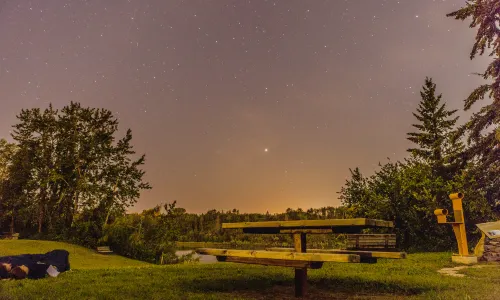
434, 193, 477, 264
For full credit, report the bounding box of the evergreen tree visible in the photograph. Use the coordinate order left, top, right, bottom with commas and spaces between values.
406, 77, 461, 180
448, 1, 500, 214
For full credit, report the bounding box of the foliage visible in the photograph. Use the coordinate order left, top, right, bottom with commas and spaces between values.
340, 160, 451, 250
103, 201, 204, 264
340, 78, 492, 251
0, 139, 19, 233
0, 139, 17, 182
0, 102, 151, 247
104, 201, 348, 263
448, 1, 500, 214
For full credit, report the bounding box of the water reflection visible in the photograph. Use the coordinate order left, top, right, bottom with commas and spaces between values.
175, 250, 217, 264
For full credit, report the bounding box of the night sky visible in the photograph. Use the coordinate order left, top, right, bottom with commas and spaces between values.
0, 0, 491, 213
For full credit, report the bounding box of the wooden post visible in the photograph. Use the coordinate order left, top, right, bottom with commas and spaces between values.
451, 194, 469, 256
293, 233, 307, 297
434, 193, 477, 264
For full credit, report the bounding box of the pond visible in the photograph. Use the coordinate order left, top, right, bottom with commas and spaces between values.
175, 250, 217, 264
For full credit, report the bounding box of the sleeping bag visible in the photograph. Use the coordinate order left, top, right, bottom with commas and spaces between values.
0, 249, 70, 279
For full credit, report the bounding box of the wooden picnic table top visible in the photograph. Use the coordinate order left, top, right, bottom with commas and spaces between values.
222, 218, 393, 231
222, 218, 394, 234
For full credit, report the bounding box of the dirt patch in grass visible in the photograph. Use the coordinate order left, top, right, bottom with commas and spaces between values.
437, 264, 493, 278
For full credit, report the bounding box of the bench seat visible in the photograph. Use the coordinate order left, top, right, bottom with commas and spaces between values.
345, 234, 396, 250
0, 233, 19, 240
266, 247, 406, 260
217, 256, 324, 269
96, 246, 113, 254
195, 248, 360, 264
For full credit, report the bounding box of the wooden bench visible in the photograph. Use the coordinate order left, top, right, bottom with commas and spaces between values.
96, 246, 113, 254
345, 234, 396, 250
0, 232, 19, 240
196, 248, 360, 267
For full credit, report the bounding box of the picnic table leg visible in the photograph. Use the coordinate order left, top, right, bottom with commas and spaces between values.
293, 233, 307, 297
294, 268, 307, 297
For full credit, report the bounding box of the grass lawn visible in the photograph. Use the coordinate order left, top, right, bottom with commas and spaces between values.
0, 240, 499, 299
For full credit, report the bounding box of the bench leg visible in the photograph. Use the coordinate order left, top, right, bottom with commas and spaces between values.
293, 233, 308, 297
295, 268, 307, 297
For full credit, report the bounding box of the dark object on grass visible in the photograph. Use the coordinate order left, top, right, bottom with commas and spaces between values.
0, 249, 70, 279
37, 250, 71, 272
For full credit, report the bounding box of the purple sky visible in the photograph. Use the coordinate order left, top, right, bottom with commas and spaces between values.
0, 0, 490, 213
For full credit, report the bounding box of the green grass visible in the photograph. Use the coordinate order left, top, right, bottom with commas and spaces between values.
0, 240, 499, 299
0, 240, 149, 269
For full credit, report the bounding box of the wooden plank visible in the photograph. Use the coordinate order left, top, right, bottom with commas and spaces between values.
347, 244, 396, 247
216, 256, 323, 269
97, 246, 113, 254
345, 234, 396, 237
195, 248, 360, 263
347, 240, 396, 243
347, 241, 396, 243
266, 248, 407, 259
243, 227, 365, 234
348, 245, 397, 247
97, 247, 111, 250
347, 242, 396, 245
0, 233, 19, 240
293, 233, 307, 253
347, 242, 397, 245
346, 246, 396, 250
280, 229, 333, 234
222, 218, 393, 230
347, 238, 396, 241
349, 239, 393, 241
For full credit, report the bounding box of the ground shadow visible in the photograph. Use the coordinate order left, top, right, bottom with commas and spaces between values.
179, 273, 429, 299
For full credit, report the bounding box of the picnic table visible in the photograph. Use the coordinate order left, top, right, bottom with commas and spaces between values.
196, 218, 406, 297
